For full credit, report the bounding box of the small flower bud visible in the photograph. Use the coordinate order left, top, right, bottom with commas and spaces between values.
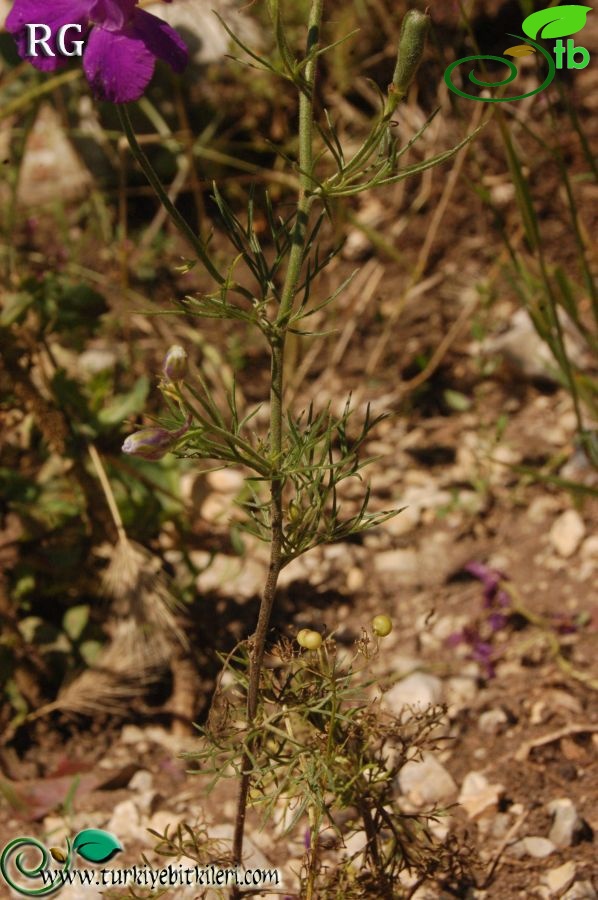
122, 415, 192, 461
372, 614, 393, 637
386, 10, 430, 113
122, 426, 176, 460
162, 344, 188, 382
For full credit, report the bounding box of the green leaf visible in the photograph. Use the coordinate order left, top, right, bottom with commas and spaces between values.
522, 5, 592, 40
97, 376, 149, 427
79, 639, 104, 666
0, 291, 35, 325
443, 389, 472, 412
73, 829, 122, 863
63, 605, 90, 642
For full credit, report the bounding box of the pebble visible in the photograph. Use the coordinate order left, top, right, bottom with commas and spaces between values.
478, 708, 509, 735
519, 836, 557, 858
547, 798, 585, 848
206, 468, 245, 493
385, 503, 421, 536
200, 493, 233, 523
383, 672, 443, 712
346, 566, 364, 591
562, 883, 598, 900
106, 799, 146, 843
543, 862, 577, 896
527, 496, 563, 524
580, 535, 598, 559
445, 676, 478, 712
78, 348, 117, 374
458, 771, 505, 818
374, 548, 420, 582
549, 510, 586, 558
398, 752, 458, 806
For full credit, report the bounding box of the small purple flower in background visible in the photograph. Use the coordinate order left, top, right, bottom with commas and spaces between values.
465, 561, 510, 609
122, 415, 191, 460
446, 562, 514, 678
6, 0, 188, 103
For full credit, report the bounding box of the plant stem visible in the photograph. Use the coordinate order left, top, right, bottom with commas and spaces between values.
116, 104, 224, 286
231, 1, 324, 890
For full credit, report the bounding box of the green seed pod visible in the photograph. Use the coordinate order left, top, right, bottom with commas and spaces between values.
296, 628, 311, 648
388, 10, 430, 110
372, 614, 393, 637
302, 630, 323, 650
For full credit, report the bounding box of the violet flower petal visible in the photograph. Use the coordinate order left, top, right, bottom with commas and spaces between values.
89, 0, 137, 32
6, 0, 94, 71
488, 612, 508, 632
84, 24, 156, 103
131, 8, 189, 74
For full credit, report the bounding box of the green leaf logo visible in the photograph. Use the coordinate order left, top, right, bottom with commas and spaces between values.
522, 5, 592, 40
72, 829, 122, 864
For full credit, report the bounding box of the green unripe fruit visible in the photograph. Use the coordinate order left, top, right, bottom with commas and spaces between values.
298, 629, 323, 650
386, 9, 430, 114
297, 628, 311, 647
372, 614, 393, 637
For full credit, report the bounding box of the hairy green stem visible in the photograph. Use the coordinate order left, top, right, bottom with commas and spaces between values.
117, 104, 224, 286
231, 1, 324, 890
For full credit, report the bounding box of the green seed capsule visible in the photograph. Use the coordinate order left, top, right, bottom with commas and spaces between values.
387, 10, 430, 111
296, 629, 311, 648
298, 629, 322, 650
372, 614, 393, 637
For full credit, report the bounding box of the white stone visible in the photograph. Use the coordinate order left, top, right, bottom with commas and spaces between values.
385, 503, 421, 536
580, 535, 598, 559
128, 769, 154, 793
341, 829, 369, 868
562, 882, 598, 900
543, 861, 577, 896
106, 799, 146, 843
527, 496, 563, 524
79, 348, 117, 374
383, 672, 443, 712
547, 798, 585, 848
523, 836, 556, 858
206, 469, 245, 493
458, 771, 504, 819
549, 510, 586, 558
478, 708, 508, 735
346, 567, 364, 591
374, 548, 420, 582
445, 676, 478, 711
398, 752, 458, 806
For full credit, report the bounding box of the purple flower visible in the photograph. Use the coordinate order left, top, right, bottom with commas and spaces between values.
6, 0, 187, 103
122, 415, 191, 460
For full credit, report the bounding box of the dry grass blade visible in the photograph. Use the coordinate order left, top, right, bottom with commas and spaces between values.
41, 539, 188, 717
102, 534, 188, 652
